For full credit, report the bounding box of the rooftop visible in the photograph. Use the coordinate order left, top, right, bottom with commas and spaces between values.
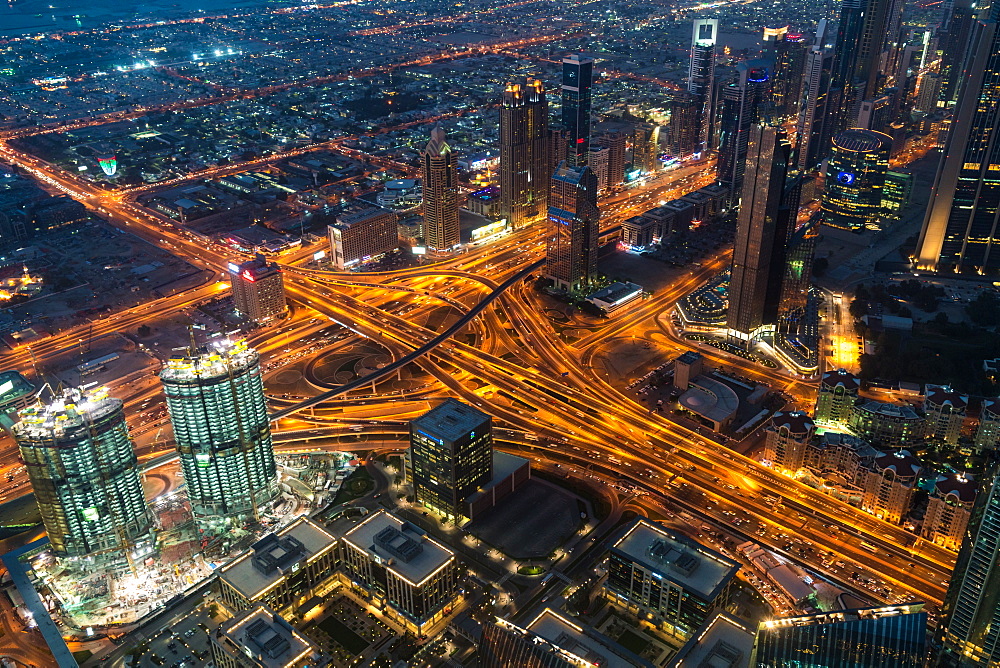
855, 401, 922, 420
758, 603, 925, 632
215, 604, 320, 668
821, 368, 859, 391
770, 411, 814, 435
343, 510, 454, 586
232, 254, 281, 280
934, 473, 977, 504
160, 338, 259, 383
219, 518, 337, 600
612, 519, 738, 600
411, 399, 490, 444
526, 608, 655, 668
13, 386, 120, 440
0, 370, 35, 407
925, 384, 968, 410
680, 376, 739, 425
673, 612, 755, 668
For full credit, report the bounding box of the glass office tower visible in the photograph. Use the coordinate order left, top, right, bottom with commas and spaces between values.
561, 54, 594, 168
161, 339, 278, 529
15, 387, 154, 561
499, 79, 550, 229
545, 162, 600, 292
409, 399, 492, 519
752, 604, 927, 667
821, 129, 892, 231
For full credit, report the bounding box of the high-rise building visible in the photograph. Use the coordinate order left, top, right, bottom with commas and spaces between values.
588, 145, 610, 191
545, 162, 600, 292
975, 398, 1000, 451
230, 254, 286, 323
922, 472, 976, 551
14, 387, 154, 560
856, 93, 895, 133
830, 0, 901, 127
726, 124, 793, 338
666, 91, 701, 159
796, 37, 835, 170
938, 0, 976, 107
547, 127, 570, 170
632, 121, 660, 175
499, 79, 549, 229
716, 60, 772, 198
594, 131, 627, 187
915, 6, 1000, 273
689, 19, 718, 153
161, 339, 278, 527
327, 205, 398, 270
849, 400, 926, 448
341, 510, 459, 634
763, 26, 805, 124
421, 125, 460, 250
409, 399, 493, 519
763, 411, 816, 473
821, 129, 891, 231
814, 369, 860, 424
860, 450, 920, 523
775, 215, 820, 372
924, 384, 968, 445
561, 54, 594, 167
751, 604, 928, 667
934, 457, 1000, 666
605, 518, 738, 639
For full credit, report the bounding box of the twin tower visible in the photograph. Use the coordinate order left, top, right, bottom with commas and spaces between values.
14, 339, 277, 564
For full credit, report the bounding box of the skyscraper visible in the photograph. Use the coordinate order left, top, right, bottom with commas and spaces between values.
796, 23, 835, 170
938, 0, 976, 107
230, 254, 286, 323
689, 19, 718, 153
161, 339, 278, 528
409, 399, 493, 519
762, 26, 805, 124
594, 131, 627, 187
934, 457, 1000, 666
915, 4, 1000, 273
545, 162, 600, 292
561, 54, 594, 167
752, 604, 927, 667
821, 129, 892, 231
499, 80, 549, 230
15, 387, 154, 560
716, 60, 772, 198
421, 125, 460, 250
666, 91, 701, 159
727, 125, 793, 339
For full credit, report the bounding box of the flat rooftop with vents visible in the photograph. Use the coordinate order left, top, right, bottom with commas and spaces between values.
219, 517, 337, 602
612, 519, 738, 601
343, 510, 454, 585
411, 398, 490, 443
213, 604, 323, 668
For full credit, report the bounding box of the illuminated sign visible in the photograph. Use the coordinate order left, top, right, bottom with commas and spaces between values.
313, 250, 326, 262
97, 155, 117, 177
837, 171, 856, 185
412, 246, 427, 255
227, 262, 240, 274
82, 507, 100, 522
0, 380, 14, 396
576, 138, 585, 144
242, 269, 255, 282
471, 220, 507, 242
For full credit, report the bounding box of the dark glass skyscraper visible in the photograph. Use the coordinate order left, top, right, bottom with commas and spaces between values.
545, 162, 600, 292
915, 4, 1000, 273
499, 79, 549, 230
716, 60, 771, 198
727, 124, 793, 338
409, 399, 493, 519
751, 604, 927, 667
934, 459, 1000, 666
797, 40, 835, 170
689, 19, 718, 153
561, 54, 594, 167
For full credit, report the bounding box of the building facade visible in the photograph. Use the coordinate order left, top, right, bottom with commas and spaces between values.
409, 399, 493, 519
975, 398, 1000, 452
821, 129, 892, 230
751, 604, 927, 667
545, 162, 600, 292
848, 400, 925, 448
689, 19, 718, 152
924, 384, 968, 445
341, 510, 459, 634
923, 473, 976, 552
328, 206, 398, 270
160, 339, 278, 527
860, 450, 920, 523
815, 369, 860, 425
499, 80, 549, 229
726, 124, 793, 338
763, 412, 816, 473
605, 519, 738, 639
561, 55, 594, 167
421, 126, 460, 250
915, 5, 1000, 273
230, 254, 286, 323
716, 61, 771, 198
14, 387, 154, 560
